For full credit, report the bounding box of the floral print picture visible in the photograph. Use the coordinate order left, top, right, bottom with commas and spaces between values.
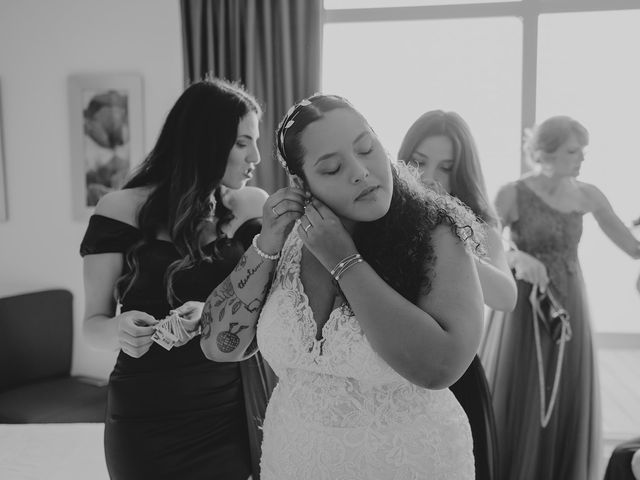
82, 89, 130, 206
69, 74, 143, 220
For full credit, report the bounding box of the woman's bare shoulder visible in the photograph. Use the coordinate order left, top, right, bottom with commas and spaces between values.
576, 180, 608, 212
94, 187, 150, 227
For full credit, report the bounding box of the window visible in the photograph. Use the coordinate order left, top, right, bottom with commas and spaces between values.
324, 0, 517, 8
323, 0, 640, 334
537, 9, 640, 333
323, 17, 522, 198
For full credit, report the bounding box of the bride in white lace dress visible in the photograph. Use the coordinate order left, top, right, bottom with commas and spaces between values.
199, 94, 485, 479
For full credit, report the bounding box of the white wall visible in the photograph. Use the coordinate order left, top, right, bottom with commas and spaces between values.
0, 0, 183, 378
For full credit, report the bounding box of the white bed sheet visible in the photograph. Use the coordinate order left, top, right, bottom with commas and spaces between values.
0, 423, 108, 480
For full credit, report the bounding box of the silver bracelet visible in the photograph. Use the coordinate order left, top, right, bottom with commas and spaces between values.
252, 234, 280, 261
330, 254, 364, 282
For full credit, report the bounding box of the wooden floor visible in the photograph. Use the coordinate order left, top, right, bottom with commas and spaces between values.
599, 348, 640, 471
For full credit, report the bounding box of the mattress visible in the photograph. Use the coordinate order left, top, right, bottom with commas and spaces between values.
0, 423, 108, 479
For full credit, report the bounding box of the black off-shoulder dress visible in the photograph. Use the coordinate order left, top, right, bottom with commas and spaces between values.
80, 214, 275, 480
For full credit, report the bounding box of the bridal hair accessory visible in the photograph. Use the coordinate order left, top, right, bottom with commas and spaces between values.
151, 312, 201, 351
276, 98, 314, 170
275, 93, 354, 171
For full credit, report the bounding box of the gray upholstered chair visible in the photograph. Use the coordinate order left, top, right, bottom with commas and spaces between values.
0, 289, 107, 423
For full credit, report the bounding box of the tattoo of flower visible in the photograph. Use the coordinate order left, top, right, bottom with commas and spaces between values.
213, 282, 232, 307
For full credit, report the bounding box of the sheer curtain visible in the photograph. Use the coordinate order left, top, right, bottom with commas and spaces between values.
181, 0, 323, 193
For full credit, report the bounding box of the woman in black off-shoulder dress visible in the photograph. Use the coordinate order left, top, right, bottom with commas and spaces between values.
80, 78, 275, 480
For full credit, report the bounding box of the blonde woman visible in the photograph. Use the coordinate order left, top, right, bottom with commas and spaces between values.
481, 116, 640, 480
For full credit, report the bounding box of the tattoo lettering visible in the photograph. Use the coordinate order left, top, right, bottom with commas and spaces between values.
237, 258, 265, 289
261, 281, 271, 297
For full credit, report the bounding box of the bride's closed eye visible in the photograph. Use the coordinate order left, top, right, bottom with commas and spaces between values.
358, 145, 374, 155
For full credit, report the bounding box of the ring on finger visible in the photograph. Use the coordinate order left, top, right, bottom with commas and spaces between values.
272, 205, 281, 218
301, 215, 313, 233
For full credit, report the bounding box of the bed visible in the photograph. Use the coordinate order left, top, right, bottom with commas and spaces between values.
0, 423, 108, 479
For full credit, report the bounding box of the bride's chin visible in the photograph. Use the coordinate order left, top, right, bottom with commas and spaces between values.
351, 206, 389, 223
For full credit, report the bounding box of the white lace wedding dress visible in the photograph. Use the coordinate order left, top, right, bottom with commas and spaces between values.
257, 230, 475, 480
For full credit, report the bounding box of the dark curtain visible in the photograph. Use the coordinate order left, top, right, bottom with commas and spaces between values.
181, 0, 323, 194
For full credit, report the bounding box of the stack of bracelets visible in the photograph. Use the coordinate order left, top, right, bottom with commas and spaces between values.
330, 253, 364, 282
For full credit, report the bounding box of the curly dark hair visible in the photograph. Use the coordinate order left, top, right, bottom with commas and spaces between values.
277, 95, 484, 303
115, 77, 262, 306
354, 164, 483, 302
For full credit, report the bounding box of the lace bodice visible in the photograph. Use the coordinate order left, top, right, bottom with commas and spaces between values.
511, 181, 584, 298
256, 227, 474, 479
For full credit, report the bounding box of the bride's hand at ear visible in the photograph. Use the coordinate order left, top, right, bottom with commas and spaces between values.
297, 198, 358, 271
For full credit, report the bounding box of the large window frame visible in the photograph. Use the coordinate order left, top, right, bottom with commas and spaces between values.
323, 0, 640, 171
323, 0, 640, 346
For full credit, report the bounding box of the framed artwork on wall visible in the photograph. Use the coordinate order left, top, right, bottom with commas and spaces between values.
0, 79, 7, 222
68, 74, 144, 221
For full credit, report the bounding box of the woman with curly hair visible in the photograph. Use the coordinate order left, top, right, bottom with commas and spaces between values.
80, 77, 274, 480
398, 110, 517, 480
199, 94, 486, 479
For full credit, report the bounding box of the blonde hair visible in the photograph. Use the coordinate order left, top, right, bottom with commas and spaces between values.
523, 115, 589, 165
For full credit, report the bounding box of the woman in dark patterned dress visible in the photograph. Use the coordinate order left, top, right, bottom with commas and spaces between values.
480, 116, 640, 480
80, 78, 275, 480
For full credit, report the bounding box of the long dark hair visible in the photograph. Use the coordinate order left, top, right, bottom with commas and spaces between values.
398, 110, 497, 226
277, 95, 482, 302
116, 77, 261, 306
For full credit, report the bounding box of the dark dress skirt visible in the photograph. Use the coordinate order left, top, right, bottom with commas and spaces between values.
450, 356, 500, 480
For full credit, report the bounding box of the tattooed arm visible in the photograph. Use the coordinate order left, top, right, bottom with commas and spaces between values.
200, 186, 306, 362
200, 249, 274, 361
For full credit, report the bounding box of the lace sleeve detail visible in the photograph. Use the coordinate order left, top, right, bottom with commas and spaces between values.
423, 188, 488, 260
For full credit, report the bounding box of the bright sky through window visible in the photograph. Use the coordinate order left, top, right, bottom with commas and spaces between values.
323, 6, 640, 332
